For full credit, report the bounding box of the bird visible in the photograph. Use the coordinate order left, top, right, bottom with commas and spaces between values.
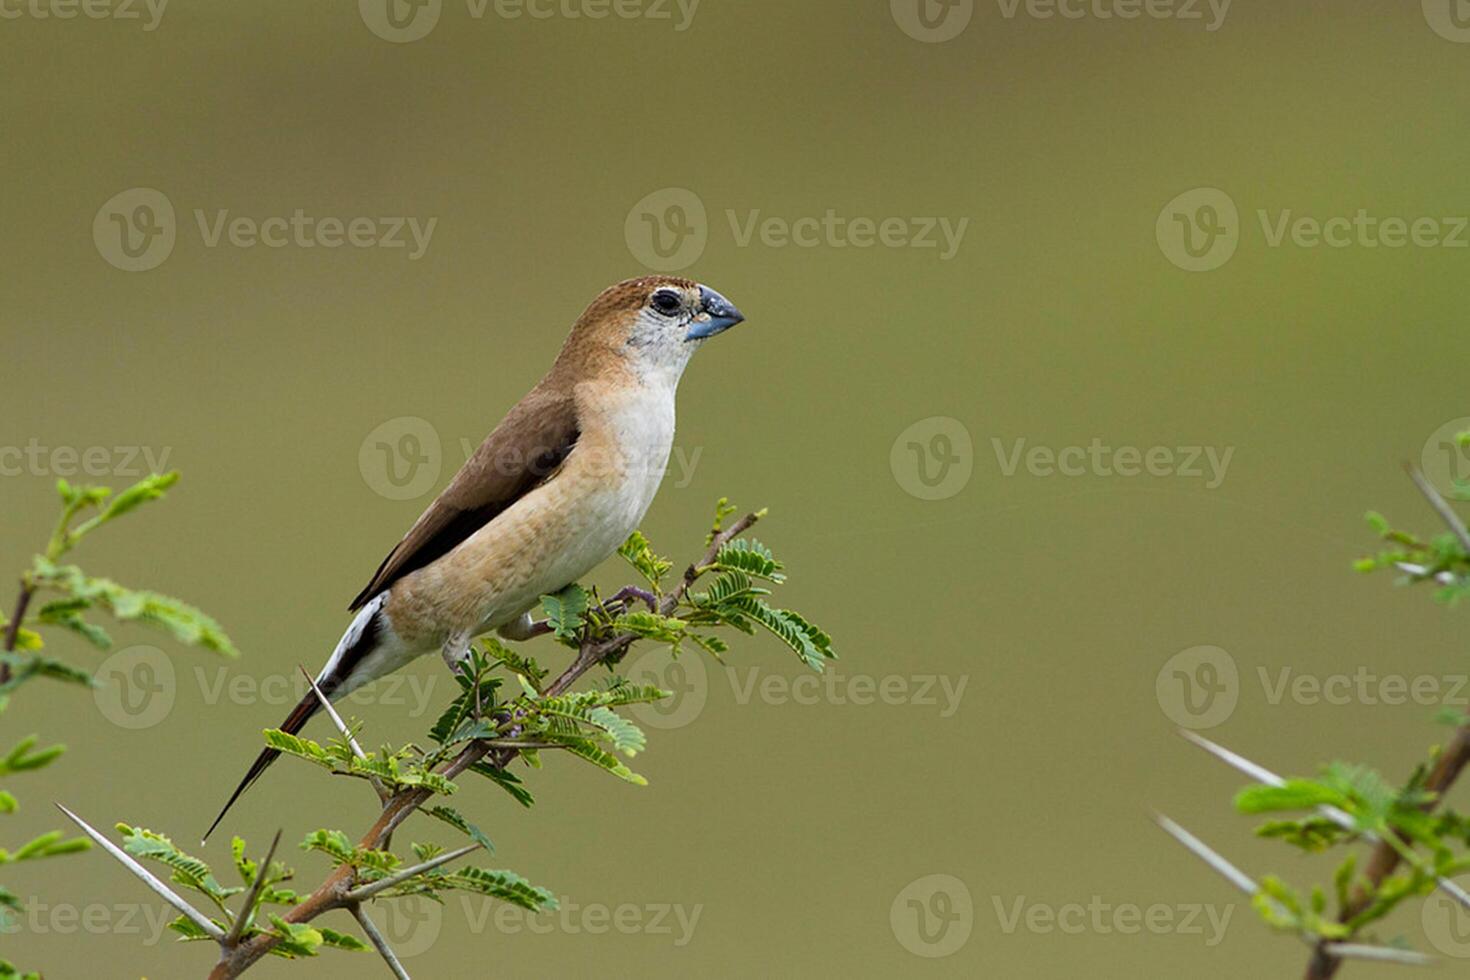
203, 275, 745, 842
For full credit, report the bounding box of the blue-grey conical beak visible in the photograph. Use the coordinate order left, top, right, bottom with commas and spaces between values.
687, 285, 745, 341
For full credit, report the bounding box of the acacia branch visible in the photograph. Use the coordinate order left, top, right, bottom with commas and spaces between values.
1304, 471, 1470, 980
206, 512, 762, 979
1301, 723, 1470, 980
1180, 729, 1470, 911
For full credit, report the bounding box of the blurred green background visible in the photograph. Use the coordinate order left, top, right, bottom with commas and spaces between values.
5, 0, 1470, 976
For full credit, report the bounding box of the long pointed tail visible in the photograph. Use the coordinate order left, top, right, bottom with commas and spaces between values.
202, 691, 320, 844
203, 595, 387, 844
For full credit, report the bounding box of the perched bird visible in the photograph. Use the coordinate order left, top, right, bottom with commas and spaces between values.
204, 276, 745, 841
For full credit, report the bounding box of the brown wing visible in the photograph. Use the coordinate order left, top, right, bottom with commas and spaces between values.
349, 384, 580, 610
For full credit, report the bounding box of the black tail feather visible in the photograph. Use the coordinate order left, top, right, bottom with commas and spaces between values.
202, 691, 321, 844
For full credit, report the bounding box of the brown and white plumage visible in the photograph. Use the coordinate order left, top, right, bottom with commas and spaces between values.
204, 276, 744, 841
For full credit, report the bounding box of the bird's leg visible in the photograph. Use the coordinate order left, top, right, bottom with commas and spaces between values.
607, 586, 658, 612
497, 612, 553, 641
441, 630, 482, 717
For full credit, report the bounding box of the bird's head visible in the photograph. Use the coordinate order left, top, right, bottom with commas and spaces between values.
560, 276, 746, 384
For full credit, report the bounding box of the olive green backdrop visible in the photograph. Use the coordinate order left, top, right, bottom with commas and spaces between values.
4, 1, 1470, 976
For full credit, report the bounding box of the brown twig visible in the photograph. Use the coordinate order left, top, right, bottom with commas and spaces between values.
206, 512, 761, 978
223, 830, 282, 947
0, 578, 35, 683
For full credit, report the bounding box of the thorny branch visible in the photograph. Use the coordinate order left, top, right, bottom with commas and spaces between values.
199, 511, 762, 979
1303, 471, 1470, 980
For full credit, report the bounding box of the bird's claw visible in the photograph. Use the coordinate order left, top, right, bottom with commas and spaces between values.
608, 586, 658, 612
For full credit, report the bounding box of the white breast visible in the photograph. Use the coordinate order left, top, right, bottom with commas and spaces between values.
470, 379, 678, 634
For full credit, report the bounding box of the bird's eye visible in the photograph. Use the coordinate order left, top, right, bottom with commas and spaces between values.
650, 290, 682, 316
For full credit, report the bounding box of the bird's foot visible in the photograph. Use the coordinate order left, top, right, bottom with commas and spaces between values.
441, 630, 483, 715
608, 586, 658, 612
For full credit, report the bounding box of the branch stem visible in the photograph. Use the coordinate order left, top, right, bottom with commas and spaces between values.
344, 843, 481, 902
351, 904, 412, 980
0, 578, 35, 683
224, 830, 282, 947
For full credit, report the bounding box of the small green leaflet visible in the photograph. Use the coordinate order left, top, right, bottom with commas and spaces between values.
618, 531, 673, 588
713, 538, 786, 582
540, 584, 589, 642
426, 806, 495, 851
117, 825, 237, 911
